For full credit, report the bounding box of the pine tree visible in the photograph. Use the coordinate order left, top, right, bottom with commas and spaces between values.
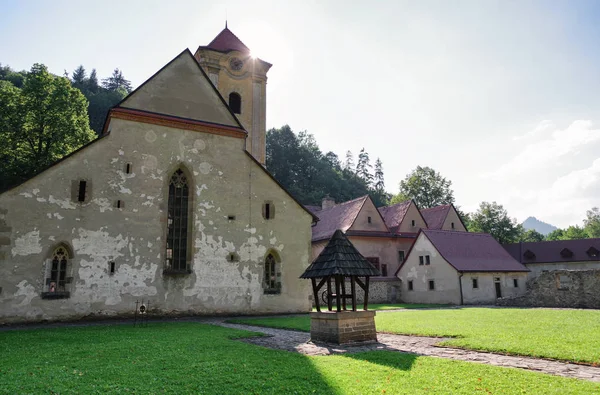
344, 151, 354, 171
356, 148, 373, 186
374, 158, 385, 191
102, 68, 132, 92
87, 69, 99, 94
71, 65, 87, 87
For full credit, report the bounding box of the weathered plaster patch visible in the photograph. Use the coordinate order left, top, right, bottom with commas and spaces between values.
194, 139, 206, 151
53, 213, 64, 220
12, 230, 42, 256
49, 195, 76, 210
141, 154, 158, 174
36, 197, 47, 202
19, 192, 33, 198
270, 237, 277, 245
32, 189, 40, 196
196, 184, 208, 197
118, 149, 124, 156
14, 280, 36, 307
198, 162, 212, 175
92, 198, 113, 213
142, 196, 156, 207
111, 158, 118, 164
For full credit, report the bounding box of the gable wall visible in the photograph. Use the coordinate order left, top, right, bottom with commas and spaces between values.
0, 118, 312, 323
441, 208, 467, 232
120, 53, 239, 127
397, 203, 427, 233
349, 199, 388, 232
396, 234, 461, 304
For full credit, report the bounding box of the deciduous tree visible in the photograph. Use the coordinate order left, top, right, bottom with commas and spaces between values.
469, 201, 522, 244
392, 166, 455, 209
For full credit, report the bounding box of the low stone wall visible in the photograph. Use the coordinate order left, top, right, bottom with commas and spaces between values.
310, 310, 377, 344
497, 269, 600, 309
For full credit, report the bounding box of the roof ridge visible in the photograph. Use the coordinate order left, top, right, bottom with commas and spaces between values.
320, 195, 368, 212
421, 205, 451, 212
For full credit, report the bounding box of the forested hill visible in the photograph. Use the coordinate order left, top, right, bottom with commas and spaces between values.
266, 125, 390, 207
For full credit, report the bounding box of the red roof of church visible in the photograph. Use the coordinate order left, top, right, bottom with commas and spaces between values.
378, 200, 412, 233
420, 205, 451, 230
311, 196, 368, 242
203, 27, 251, 54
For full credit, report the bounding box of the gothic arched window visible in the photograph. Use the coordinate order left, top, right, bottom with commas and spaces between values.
264, 253, 281, 294
42, 245, 71, 299
166, 169, 190, 272
229, 92, 241, 114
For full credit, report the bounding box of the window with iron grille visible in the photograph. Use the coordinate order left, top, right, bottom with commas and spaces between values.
425, 255, 431, 265
42, 246, 71, 299
264, 253, 281, 294
398, 250, 405, 263
166, 169, 189, 272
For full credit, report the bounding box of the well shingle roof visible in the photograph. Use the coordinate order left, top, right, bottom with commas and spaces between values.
301, 230, 381, 278
311, 196, 368, 242
421, 230, 529, 272
420, 205, 451, 230
378, 200, 412, 233
504, 239, 600, 264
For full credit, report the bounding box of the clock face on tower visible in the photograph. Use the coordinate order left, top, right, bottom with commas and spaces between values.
229, 57, 244, 71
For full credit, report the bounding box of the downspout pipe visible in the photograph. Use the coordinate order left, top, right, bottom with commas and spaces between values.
458, 272, 464, 305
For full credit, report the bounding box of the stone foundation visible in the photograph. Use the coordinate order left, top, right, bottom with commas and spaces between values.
310, 310, 377, 344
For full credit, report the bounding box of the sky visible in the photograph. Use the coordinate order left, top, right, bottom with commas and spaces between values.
2, 0, 600, 228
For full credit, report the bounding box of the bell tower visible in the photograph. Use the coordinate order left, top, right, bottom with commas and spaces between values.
194, 24, 272, 165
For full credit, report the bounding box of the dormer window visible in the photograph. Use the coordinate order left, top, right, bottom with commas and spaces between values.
560, 248, 573, 258
523, 250, 536, 260
587, 247, 599, 258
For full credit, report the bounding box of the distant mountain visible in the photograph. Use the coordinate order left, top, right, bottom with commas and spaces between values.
522, 217, 558, 236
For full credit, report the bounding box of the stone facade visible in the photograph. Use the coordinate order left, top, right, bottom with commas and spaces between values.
310, 310, 377, 344
497, 269, 600, 309
0, 50, 314, 324
343, 278, 402, 304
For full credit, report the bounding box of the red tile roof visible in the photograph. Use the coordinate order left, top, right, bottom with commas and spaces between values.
504, 239, 600, 264
203, 27, 250, 54
420, 205, 451, 230
413, 230, 529, 273
305, 205, 322, 214
378, 200, 412, 233
311, 196, 368, 242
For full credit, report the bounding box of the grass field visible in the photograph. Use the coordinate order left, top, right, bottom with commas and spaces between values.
0, 323, 597, 394
229, 307, 600, 365
315, 303, 450, 311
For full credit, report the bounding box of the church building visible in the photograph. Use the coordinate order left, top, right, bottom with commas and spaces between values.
0, 26, 316, 323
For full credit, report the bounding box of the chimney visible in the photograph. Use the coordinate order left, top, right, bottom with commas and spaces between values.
322, 195, 335, 210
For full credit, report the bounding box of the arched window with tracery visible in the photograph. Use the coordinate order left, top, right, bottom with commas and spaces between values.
42, 245, 71, 299
264, 253, 281, 294
229, 92, 241, 114
166, 169, 190, 272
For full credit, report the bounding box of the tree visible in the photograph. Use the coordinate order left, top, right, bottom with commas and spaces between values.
0, 64, 95, 190
392, 166, 455, 209
355, 148, 373, 186
374, 158, 385, 191
469, 201, 522, 244
344, 150, 354, 171
563, 225, 588, 240
519, 229, 545, 242
102, 68, 132, 92
584, 207, 600, 238
71, 65, 87, 88
546, 229, 565, 241
87, 69, 99, 94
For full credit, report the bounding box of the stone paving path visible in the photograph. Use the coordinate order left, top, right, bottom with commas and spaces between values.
206, 318, 600, 383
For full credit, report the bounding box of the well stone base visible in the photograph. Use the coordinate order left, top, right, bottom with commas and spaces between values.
310, 310, 377, 344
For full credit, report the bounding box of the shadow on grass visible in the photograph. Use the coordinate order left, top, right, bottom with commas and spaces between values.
340, 350, 419, 371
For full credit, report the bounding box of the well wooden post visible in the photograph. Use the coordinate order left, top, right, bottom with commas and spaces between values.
311, 278, 320, 312
326, 276, 332, 311
335, 275, 341, 312
350, 276, 357, 311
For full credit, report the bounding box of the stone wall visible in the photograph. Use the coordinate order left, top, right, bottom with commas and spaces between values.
497, 269, 600, 308
343, 278, 401, 304
310, 310, 377, 344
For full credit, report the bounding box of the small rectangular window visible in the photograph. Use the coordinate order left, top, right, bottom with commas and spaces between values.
398, 250, 405, 263
227, 215, 236, 221
472, 278, 478, 289
513, 279, 518, 288
428, 280, 435, 290
116, 200, 123, 209
425, 255, 431, 265
419, 256, 424, 265
381, 264, 388, 277
77, 180, 87, 202
125, 163, 132, 174
109, 261, 115, 274
451, 222, 455, 229
411, 219, 416, 226
367, 216, 372, 224
263, 202, 275, 220
408, 280, 414, 291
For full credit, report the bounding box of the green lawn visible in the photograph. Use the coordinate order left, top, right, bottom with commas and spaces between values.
0, 323, 597, 394
229, 308, 600, 365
